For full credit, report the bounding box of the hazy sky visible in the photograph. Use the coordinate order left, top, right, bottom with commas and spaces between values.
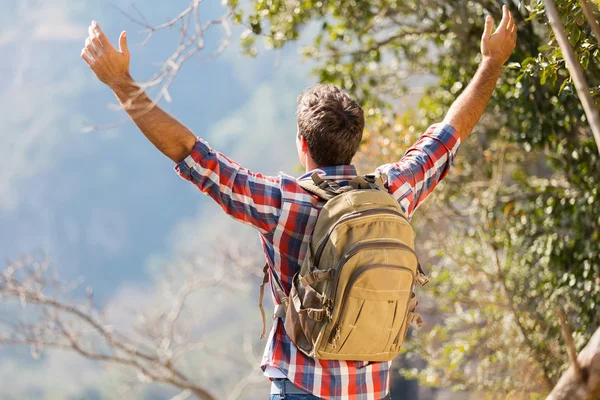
0, 0, 313, 397
0, 0, 311, 287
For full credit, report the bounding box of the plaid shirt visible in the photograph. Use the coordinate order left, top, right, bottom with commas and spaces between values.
175, 123, 461, 399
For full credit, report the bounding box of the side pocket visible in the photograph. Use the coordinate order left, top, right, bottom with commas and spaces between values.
283, 273, 326, 356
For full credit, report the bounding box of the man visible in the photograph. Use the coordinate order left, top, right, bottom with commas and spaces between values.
81, 6, 516, 399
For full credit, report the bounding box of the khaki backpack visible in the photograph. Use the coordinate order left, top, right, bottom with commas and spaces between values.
258, 173, 429, 362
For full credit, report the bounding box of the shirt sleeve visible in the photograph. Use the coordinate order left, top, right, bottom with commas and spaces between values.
375, 123, 461, 218
174, 138, 282, 234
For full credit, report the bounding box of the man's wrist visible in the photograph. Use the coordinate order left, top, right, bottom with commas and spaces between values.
110, 74, 145, 110
480, 56, 505, 73
109, 74, 137, 95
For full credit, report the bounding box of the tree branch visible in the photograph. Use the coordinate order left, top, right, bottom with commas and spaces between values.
0, 251, 260, 399
546, 326, 600, 400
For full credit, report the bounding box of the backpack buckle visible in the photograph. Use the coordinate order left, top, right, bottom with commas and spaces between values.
416, 273, 430, 286
409, 312, 424, 328
416, 262, 430, 286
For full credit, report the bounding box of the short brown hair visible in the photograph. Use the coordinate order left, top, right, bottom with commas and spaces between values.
297, 84, 364, 166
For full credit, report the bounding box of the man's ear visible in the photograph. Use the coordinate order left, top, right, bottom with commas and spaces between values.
300, 135, 309, 152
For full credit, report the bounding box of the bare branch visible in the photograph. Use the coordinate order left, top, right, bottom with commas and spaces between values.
579, 0, 600, 47
89, 0, 234, 131
0, 249, 261, 399
226, 333, 265, 400
558, 308, 585, 382
169, 390, 193, 400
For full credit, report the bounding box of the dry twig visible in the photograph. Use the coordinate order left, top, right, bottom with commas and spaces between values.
0, 247, 261, 399
87, 0, 234, 131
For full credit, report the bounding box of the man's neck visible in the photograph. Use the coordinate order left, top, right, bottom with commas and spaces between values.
304, 159, 320, 172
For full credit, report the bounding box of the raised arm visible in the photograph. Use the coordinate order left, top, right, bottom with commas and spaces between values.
444, 5, 517, 142
81, 22, 195, 163
81, 22, 282, 233
378, 6, 517, 216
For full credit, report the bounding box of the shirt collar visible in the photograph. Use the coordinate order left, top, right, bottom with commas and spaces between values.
298, 165, 358, 181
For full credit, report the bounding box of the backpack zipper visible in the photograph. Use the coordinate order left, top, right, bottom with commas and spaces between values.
328, 240, 417, 301
312, 208, 409, 269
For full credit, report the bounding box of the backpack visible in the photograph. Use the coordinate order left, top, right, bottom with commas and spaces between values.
258, 173, 429, 362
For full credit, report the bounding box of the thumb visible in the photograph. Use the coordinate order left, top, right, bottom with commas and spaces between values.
482, 15, 493, 40
119, 31, 129, 56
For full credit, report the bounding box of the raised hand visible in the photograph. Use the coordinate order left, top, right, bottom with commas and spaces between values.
81, 22, 131, 88
481, 5, 517, 66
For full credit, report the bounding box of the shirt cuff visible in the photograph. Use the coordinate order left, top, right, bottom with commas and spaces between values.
424, 123, 461, 156
174, 137, 212, 182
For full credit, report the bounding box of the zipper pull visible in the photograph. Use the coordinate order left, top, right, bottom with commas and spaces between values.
324, 298, 333, 321
329, 325, 341, 348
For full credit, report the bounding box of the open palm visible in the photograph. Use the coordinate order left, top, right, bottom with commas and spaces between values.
81, 21, 131, 88
481, 5, 517, 65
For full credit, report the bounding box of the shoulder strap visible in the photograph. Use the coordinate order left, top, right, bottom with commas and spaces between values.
298, 180, 337, 201
299, 172, 389, 199
348, 173, 388, 191
298, 172, 344, 201
258, 263, 289, 339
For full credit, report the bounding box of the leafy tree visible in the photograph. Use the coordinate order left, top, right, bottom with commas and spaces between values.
233, 0, 600, 398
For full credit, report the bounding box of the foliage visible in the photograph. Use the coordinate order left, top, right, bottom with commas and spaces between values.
233, 0, 600, 398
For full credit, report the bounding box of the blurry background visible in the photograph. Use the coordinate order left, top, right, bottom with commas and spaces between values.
0, 0, 309, 398
0, 0, 599, 399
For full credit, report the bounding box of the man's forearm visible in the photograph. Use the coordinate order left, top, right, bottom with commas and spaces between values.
111, 76, 196, 163
443, 59, 503, 142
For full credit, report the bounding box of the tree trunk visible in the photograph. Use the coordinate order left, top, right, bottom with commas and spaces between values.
546, 326, 600, 400
543, 0, 600, 154
579, 0, 600, 46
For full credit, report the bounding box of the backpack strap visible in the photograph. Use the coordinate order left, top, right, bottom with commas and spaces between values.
299, 172, 350, 201
258, 262, 289, 339
300, 172, 388, 199
298, 180, 336, 201
409, 312, 425, 327
407, 292, 425, 327
349, 173, 388, 191
300, 268, 336, 287
416, 262, 431, 286
258, 263, 270, 339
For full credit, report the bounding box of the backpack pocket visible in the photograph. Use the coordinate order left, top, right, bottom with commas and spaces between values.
322, 265, 414, 361
284, 272, 328, 356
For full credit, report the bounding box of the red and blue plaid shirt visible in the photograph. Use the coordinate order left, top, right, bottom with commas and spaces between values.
175, 123, 461, 399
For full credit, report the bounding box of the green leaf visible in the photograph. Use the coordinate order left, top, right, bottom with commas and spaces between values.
249, 18, 262, 34
516, 73, 525, 84
525, 11, 539, 21
581, 52, 590, 70
540, 67, 548, 85
570, 25, 582, 44
559, 78, 570, 94
233, 12, 243, 24
521, 57, 536, 68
